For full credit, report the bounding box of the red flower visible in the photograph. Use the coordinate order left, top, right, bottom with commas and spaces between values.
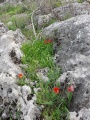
48, 39, 52, 43
53, 87, 60, 94
44, 39, 52, 44
67, 85, 74, 92
18, 74, 23, 78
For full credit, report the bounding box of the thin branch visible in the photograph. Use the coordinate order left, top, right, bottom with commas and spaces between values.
30, 0, 45, 39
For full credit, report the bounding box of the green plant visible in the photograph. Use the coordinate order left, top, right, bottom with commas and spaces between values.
0, 14, 11, 24
77, 0, 84, 3
8, 24, 17, 31
21, 39, 54, 80
17, 79, 26, 86
36, 80, 73, 120
21, 38, 72, 119
17, 74, 26, 86
11, 14, 29, 29
0, 3, 30, 25
52, 1, 62, 8
22, 28, 35, 40
0, 3, 28, 15
16, 111, 21, 119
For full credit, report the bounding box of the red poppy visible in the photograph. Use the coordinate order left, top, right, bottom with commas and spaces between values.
44, 39, 52, 44
53, 87, 60, 94
67, 85, 74, 92
18, 74, 23, 78
48, 39, 52, 43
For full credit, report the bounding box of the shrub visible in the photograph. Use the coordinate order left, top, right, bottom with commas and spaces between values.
11, 14, 29, 29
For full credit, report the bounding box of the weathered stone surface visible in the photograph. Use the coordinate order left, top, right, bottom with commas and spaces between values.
36, 68, 49, 82
70, 108, 90, 120
34, 1, 90, 29
34, 13, 54, 29
0, 22, 40, 120
43, 14, 90, 119
52, 2, 90, 20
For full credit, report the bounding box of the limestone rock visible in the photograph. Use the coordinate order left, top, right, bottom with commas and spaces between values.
43, 14, 90, 118
34, 13, 55, 29
34, 1, 90, 29
36, 68, 49, 82
52, 2, 90, 21
70, 108, 90, 120
0, 22, 40, 119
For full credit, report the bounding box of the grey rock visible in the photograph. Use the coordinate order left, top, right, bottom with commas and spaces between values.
70, 108, 90, 120
52, 2, 90, 21
0, 22, 40, 120
34, 13, 54, 29
43, 14, 90, 118
34, 1, 90, 29
36, 72, 49, 82
0, 22, 8, 35
36, 68, 49, 82
34, 88, 41, 94
25, 24, 32, 30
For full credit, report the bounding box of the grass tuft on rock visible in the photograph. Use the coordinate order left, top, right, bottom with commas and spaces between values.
21, 38, 70, 120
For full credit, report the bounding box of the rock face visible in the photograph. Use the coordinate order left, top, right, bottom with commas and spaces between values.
34, 13, 54, 29
43, 14, 90, 120
34, 1, 90, 29
0, 22, 40, 120
52, 2, 90, 20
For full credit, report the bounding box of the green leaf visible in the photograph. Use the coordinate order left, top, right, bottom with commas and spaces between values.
67, 92, 73, 103
42, 101, 53, 106
16, 111, 20, 119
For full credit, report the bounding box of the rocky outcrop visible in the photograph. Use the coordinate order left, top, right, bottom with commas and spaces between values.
43, 14, 90, 120
34, 13, 55, 29
34, 1, 90, 29
0, 22, 40, 120
52, 2, 90, 20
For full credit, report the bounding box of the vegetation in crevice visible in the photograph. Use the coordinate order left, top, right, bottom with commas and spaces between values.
21, 38, 74, 120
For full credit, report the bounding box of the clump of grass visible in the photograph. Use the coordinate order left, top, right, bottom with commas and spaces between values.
21, 38, 71, 119
11, 14, 29, 29
0, 3, 28, 15
7, 23, 17, 31
22, 28, 35, 40
0, 3, 30, 27
21, 39, 54, 80
0, 14, 11, 24
36, 81, 69, 120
